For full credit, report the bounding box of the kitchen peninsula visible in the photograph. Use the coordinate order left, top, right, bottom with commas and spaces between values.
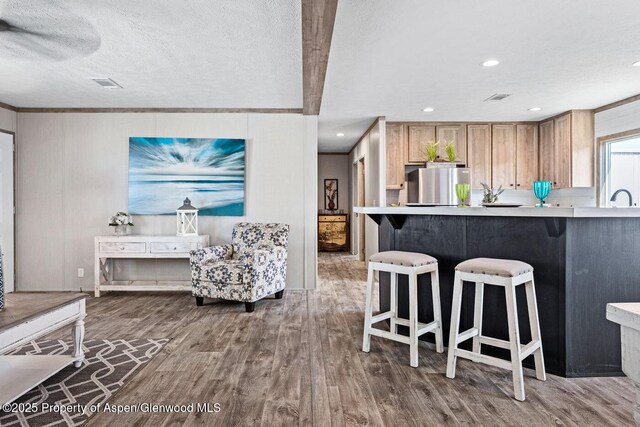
354, 206, 640, 377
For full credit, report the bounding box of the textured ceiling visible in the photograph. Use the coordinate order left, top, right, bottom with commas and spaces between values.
0, 0, 302, 108
319, 0, 640, 152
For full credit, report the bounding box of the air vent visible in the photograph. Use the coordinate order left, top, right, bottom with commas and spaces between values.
90, 78, 122, 89
484, 93, 510, 101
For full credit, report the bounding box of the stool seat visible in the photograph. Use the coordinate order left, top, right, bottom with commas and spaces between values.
456, 257, 533, 277
370, 251, 437, 267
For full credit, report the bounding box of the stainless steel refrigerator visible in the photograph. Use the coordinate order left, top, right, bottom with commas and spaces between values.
406, 167, 471, 206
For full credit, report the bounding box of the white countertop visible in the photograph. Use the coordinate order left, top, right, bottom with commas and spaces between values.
606, 303, 640, 331
353, 206, 640, 218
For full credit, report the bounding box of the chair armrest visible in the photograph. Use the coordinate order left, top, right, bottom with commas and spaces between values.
190, 244, 233, 265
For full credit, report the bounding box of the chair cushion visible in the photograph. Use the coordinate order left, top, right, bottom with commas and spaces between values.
199, 260, 244, 285
456, 258, 533, 277
369, 251, 437, 267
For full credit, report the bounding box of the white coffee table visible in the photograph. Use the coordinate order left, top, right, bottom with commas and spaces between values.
0, 293, 86, 405
607, 302, 640, 425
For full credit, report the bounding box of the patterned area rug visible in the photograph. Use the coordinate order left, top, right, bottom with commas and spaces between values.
0, 338, 168, 426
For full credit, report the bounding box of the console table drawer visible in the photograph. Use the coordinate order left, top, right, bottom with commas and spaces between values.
150, 242, 198, 253
99, 242, 147, 253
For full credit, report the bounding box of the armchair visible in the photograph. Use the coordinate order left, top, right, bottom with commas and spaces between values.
190, 222, 289, 312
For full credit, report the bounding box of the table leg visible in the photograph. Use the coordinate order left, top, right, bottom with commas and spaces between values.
72, 300, 86, 368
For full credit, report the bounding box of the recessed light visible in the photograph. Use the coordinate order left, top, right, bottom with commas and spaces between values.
336, 133, 344, 137
633, 60, 640, 67
422, 107, 434, 112
529, 107, 542, 112
481, 59, 500, 67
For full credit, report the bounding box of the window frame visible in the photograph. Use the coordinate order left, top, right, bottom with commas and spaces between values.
597, 128, 640, 206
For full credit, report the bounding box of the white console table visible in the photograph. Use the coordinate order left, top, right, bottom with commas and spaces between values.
94, 235, 209, 297
0, 293, 86, 405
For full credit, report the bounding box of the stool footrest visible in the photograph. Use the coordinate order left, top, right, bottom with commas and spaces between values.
454, 349, 512, 371
369, 328, 411, 345
456, 327, 479, 344
520, 340, 541, 360
370, 311, 394, 324
477, 335, 511, 350
394, 318, 440, 337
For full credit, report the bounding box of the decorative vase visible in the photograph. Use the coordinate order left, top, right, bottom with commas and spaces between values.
455, 183, 471, 207
533, 180, 552, 207
328, 200, 336, 210
113, 224, 129, 236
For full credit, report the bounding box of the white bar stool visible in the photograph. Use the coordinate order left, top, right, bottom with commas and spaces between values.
362, 250, 444, 367
446, 257, 546, 401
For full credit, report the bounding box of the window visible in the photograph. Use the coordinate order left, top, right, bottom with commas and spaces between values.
600, 133, 640, 206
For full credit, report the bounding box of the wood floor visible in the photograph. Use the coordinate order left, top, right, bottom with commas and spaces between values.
46, 253, 635, 426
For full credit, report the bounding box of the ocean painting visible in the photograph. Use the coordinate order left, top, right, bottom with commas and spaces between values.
128, 137, 245, 216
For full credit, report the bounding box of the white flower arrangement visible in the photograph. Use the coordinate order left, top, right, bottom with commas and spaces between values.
108, 211, 134, 227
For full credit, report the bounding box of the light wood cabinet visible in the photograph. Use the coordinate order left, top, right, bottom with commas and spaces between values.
467, 124, 491, 189
539, 110, 594, 189
407, 125, 435, 164
386, 124, 406, 189
553, 113, 572, 188
437, 125, 466, 164
491, 124, 517, 189
516, 124, 539, 189
539, 120, 554, 182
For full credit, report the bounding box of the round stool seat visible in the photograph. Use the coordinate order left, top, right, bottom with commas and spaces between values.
456, 257, 533, 278
370, 251, 437, 267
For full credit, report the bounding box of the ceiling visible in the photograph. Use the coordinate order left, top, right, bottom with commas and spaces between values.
0, 0, 301, 108
2, 1, 640, 153
319, 0, 640, 152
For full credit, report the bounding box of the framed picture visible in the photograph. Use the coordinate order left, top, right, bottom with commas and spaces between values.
324, 178, 338, 211
128, 137, 245, 216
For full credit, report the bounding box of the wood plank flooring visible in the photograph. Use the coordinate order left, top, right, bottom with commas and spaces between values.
42, 253, 635, 426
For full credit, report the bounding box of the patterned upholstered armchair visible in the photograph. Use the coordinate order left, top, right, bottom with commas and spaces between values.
190, 223, 289, 312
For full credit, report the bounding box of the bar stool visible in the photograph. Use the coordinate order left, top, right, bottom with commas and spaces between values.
446, 257, 546, 401
362, 251, 444, 367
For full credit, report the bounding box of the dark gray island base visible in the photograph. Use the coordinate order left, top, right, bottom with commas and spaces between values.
370, 213, 640, 377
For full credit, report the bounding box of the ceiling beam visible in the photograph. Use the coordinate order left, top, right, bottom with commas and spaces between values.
302, 0, 339, 116
594, 93, 640, 113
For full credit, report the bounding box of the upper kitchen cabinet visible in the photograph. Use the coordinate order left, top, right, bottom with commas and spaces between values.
407, 124, 435, 164
516, 124, 539, 189
491, 124, 517, 189
386, 123, 407, 189
467, 124, 491, 189
539, 110, 594, 189
437, 125, 467, 164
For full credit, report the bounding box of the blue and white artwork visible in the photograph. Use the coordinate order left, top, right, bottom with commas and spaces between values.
128, 137, 245, 216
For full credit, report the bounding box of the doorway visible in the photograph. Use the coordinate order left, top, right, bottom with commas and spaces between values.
354, 158, 365, 261
0, 130, 14, 293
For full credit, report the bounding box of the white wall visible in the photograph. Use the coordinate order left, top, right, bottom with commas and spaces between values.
349, 118, 385, 260
0, 107, 16, 132
16, 112, 317, 291
318, 154, 349, 212
595, 101, 640, 138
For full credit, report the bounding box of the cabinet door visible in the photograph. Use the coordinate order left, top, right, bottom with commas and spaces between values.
539, 120, 554, 183
386, 124, 406, 189
516, 124, 539, 189
553, 113, 572, 188
407, 125, 435, 164
467, 124, 491, 189
491, 124, 517, 189
437, 125, 466, 164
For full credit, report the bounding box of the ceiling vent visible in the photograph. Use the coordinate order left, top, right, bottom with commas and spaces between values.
484, 93, 510, 101
90, 78, 122, 89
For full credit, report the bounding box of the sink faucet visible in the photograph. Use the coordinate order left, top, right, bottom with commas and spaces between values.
610, 189, 634, 207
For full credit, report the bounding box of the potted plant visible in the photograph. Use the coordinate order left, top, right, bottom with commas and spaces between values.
481, 183, 504, 204
109, 211, 134, 236
424, 140, 439, 164
444, 141, 457, 162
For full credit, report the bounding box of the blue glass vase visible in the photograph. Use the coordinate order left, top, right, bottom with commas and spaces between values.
533, 180, 552, 207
